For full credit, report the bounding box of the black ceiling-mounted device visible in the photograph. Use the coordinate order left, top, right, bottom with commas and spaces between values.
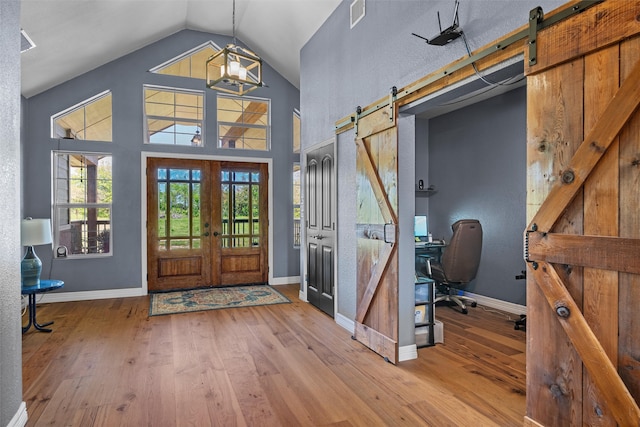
412, 0, 462, 46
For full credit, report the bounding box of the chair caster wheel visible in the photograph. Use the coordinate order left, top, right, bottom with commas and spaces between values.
471, 302, 477, 307
514, 325, 520, 330
461, 308, 468, 314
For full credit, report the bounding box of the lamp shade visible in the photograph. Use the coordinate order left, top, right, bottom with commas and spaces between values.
21, 218, 52, 246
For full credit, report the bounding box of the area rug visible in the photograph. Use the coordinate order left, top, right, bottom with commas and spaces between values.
149, 284, 290, 316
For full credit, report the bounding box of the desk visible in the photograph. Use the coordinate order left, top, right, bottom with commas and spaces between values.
22, 279, 64, 333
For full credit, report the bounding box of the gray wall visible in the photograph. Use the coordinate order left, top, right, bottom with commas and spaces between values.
1, 0, 23, 424
22, 29, 301, 293
301, 0, 565, 346
428, 86, 527, 305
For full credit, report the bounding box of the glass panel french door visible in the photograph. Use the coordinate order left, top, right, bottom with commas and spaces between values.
147, 158, 268, 291
147, 158, 214, 291
219, 162, 268, 285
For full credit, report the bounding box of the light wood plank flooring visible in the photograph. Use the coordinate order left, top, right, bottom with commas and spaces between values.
22, 285, 525, 426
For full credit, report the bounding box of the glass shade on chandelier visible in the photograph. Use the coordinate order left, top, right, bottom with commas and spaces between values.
206, 44, 263, 96
21, 218, 52, 288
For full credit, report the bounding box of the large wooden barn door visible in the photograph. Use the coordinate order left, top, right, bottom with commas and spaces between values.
525, 2, 640, 426
354, 107, 399, 364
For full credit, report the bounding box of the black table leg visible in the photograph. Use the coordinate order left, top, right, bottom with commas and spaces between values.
22, 293, 54, 333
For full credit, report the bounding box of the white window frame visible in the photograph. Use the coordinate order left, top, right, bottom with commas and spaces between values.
52, 150, 113, 259
143, 85, 205, 147
217, 94, 271, 151
50, 90, 112, 142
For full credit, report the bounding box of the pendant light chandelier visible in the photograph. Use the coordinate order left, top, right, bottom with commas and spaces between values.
206, 0, 263, 96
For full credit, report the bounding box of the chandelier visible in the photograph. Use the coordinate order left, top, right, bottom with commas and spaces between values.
206, 0, 263, 96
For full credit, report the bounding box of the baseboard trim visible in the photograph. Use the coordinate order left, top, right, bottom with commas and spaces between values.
39, 287, 145, 304
399, 344, 418, 362
271, 276, 301, 285
7, 402, 28, 427
298, 290, 307, 302
335, 312, 355, 334
464, 291, 526, 315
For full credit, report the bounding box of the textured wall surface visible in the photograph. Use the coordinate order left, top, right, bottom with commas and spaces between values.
428, 86, 528, 305
301, 0, 566, 344
22, 30, 301, 293
0, 0, 24, 424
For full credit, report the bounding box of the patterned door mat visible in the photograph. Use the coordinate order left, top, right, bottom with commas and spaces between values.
149, 284, 291, 316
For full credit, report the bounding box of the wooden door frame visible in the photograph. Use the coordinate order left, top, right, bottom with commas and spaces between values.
140, 151, 273, 294
300, 138, 338, 313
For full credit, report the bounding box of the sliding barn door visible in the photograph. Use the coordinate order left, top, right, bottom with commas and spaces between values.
525, 2, 640, 425
354, 107, 399, 364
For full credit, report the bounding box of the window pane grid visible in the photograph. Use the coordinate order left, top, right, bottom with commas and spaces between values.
221, 169, 261, 248
156, 168, 201, 251
217, 95, 269, 151
144, 86, 204, 146
53, 152, 112, 256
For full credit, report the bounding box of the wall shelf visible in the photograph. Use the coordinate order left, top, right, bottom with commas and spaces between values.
415, 186, 437, 197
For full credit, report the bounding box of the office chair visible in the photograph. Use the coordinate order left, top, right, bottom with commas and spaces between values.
431, 219, 482, 314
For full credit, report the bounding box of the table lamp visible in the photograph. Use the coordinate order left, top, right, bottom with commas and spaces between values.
21, 217, 53, 288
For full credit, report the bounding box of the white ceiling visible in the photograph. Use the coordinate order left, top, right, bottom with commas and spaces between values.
19, 0, 342, 98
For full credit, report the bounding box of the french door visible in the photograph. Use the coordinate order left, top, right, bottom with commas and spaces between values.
147, 158, 268, 292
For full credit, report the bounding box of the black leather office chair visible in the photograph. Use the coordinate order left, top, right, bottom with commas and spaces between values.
431, 219, 482, 314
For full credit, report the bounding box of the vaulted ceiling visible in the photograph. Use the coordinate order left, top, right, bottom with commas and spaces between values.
19, 0, 342, 98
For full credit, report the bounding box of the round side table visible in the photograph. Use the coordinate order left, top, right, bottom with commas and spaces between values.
22, 279, 64, 333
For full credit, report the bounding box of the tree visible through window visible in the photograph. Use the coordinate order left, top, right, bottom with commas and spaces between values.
53, 152, 112, 257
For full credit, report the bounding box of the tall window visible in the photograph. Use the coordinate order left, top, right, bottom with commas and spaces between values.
53, 152, 112, 257
221, 169, 262, 248
293, 109, 301, 153
144, 86, 204, 146
51, 91, 112, 142
293, 163, 301, 247
217, 95, 270, 150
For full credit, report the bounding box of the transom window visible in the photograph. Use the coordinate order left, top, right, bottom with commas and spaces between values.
144, 86, 204, 146
217, 95, 270, 150
150, 41, 221, 80
53, 151, 112, 257
51, 91, 112, 142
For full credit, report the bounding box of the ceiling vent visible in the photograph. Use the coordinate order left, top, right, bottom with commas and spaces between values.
20, 29, 36, 53
350, 0, 365, 29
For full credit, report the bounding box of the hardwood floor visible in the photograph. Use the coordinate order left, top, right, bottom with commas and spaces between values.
22, 285, 525, 426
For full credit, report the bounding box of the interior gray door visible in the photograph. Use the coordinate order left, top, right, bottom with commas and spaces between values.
305, 143, 335, 317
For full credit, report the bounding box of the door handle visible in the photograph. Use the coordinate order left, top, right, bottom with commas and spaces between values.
213, 231, 220, 237
316, 235, 324, 240
203, 231, 210, 237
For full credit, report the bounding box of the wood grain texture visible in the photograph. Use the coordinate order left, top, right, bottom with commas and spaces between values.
528, 54, 640, 233
528, 232, 640, 274
530, 262, 640, 427
526, 59, 585, 427
526, 0, 640, 75
22, 285, 527, 426
355, 117, 398, 363
618, 34, 640, 409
